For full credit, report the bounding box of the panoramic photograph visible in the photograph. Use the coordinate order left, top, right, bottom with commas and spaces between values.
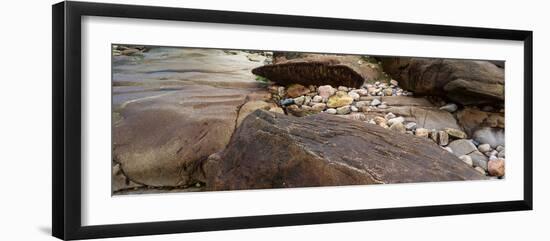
111, 44, 505, 195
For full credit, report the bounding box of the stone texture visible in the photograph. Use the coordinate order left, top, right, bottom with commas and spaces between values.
380, 57, 504, 105
113, 85, 263, 187
488, 158, 505, 177
201, 110, 487, 190
252, 54, 384, 88
286, 84, 310, 98
327, 91, 354, 108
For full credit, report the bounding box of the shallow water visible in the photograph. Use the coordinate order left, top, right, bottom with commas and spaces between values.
112, 47, 266, 110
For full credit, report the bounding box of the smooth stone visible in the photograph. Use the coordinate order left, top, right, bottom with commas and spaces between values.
327, 91, 354, 108
478, 143, 492, 153
439, 103, 458, 112
355, 101, 370, 108
385, 112, 396, 120
336, 105, 351, 115
469, 150, 489, 171
448, 139, 477, 157
497, 150, 505, 158
280, 98, 294, 106
378, 104, 388, 109
387, 116, 405, 126
370, 98, 381, 106
444, 128, 468, 139
304, 96, 312, 106
488, 158, 505, 177
383, 88, 393, 96
390, 79, 399, 86
312, 95, 323, 103
351, 106, 359, 112
325, 108, 337, 114
405, 122, 417, 130
338, 86, 349, 91
312, 103, 327, 112
318, 85, 336, 99
348, 92, 360, 100
496, 145, 505, 152
286, 84, 310, 98
293, 96, 306, 106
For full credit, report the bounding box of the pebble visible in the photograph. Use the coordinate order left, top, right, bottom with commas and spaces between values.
348, 92, 360, 100
387, 117, 405, 126
311, 103, 327, 112
338, 86, 349, 91
325, 108, 337, 114
488, 158, 505, 177
293, 96, 305, 106
286, 84, 310, 98
312, 95, 323, 103
370, 98, 381, 106
336, 105, 351, 115
318, 85, 336, 99
496, 145, 505, 152
459, 155, 473, 166
355, 101, 370, 108
304, 96, 312, 106
405, 122, 417, 130
478, 143, 491, 153
280, 98, 294, 106
378, 104, 388, 109
350, 106, 359, 112
327, 91, 354, 108
353, 89, 369, 96
385, 112, 396, 120
415, 128, 429, 138
439, 103, 458, 112
390, 79, 399, 86
497, 150, 505, 158
383, 88, 393, 96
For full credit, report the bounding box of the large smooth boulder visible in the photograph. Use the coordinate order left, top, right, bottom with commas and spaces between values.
113, 85, 267, 187
202, 110, 486, 191
380, 57, 504, 105
252, 54, 382, 88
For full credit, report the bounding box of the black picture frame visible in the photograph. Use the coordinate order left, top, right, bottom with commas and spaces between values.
52, 1, 533, 240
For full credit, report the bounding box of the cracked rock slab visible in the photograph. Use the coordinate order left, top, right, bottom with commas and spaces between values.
202, 110, 487, 191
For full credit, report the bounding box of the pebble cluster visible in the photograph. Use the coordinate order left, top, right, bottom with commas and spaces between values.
267, 80, 505, 178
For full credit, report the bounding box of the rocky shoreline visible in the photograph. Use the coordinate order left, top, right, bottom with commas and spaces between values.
111, 47, 505, 194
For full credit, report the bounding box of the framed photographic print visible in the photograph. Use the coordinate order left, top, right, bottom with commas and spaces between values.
52, 1, 533, 240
